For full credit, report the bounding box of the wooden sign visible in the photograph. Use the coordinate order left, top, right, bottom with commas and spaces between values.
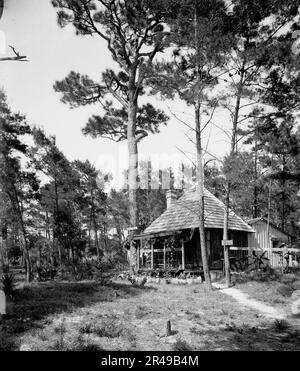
222, 240, 233, 246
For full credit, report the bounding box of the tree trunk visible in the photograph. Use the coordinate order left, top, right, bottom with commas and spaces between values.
53, 178, 63, 270
45, 210, 51, 239
11, 186, 32, 282
93, 211, 101, 259
57, 241, 62, 270
223, 185, 231, 287
194, 10, 211, 289
0, 224, 7, 274
253, 140, 259, 218
127, 87, 139, 272
0, 238, 5, 274
281, 154, 286, 232
222, 57, 246, 288
195, 103, 212, 289
37, 242, 42, 281
88, 206, 92, 253
23, 240, 31, 283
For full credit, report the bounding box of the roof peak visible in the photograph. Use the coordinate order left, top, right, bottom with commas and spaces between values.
144, 186, 254, 234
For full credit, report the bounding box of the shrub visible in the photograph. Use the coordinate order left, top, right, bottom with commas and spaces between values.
0, 273, 17, 298
59, 259, 112, 283
94, 321, 123, 338
72, 343, 103, 351
37, 263, 57, 281
280, 274, 297, 285
273, 319, 289, 332
80, 320, 123, 339
291, 281, 300, 291
135, 305, 149, 319
69, 334, 103, 351
277, 284, 293, 297
172, 339, 193, 351
127, 275, 147, 287
79, 323, 93, 334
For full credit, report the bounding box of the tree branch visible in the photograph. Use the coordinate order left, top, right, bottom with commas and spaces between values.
0, 46, 28, 62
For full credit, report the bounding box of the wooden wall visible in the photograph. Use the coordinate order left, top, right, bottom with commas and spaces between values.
248, 221, 289, 250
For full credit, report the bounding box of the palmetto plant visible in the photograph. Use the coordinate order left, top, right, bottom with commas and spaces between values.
0, 273, 17, 298
251, 251, 270, 270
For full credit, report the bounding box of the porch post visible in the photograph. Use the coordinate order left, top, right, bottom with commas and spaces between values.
151, 239, 154, 269
163, 241, 166, 269
137, 239, 140, 271
181, 239, 185, 270
289, 251, 292, 267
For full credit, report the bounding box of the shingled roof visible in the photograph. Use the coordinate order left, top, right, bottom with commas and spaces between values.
144, 187, 254, 235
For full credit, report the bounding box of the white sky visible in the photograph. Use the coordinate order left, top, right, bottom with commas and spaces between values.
0, 0, 236, 189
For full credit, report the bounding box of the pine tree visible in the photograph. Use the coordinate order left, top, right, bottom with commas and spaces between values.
51, 0, 177, 271
149, 0, 232, 288
0, 90, 39, 282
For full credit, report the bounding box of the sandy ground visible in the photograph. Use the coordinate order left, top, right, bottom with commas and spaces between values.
1, 278, 300, 351
213, 283, 286, 319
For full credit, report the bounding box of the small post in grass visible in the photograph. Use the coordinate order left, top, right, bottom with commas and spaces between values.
166, 320, 172, 336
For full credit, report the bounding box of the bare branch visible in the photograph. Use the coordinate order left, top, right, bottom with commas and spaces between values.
167, 106, 196, 133
0, 45, 28, 62
175, 146, 196, 167
200, 103, 217, 133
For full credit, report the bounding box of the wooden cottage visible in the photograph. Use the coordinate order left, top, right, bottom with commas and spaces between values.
247, 218, 291, 249
245, 218, 298, 268
133, 188, 254, 274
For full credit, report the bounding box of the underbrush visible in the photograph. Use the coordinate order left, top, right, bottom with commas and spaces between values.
79, 319, 124, 338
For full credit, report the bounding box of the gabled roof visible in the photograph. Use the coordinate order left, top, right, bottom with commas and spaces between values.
247, 217, 290, 237
144, 187, 254, 235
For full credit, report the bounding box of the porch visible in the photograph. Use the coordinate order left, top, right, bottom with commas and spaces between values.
133, 228, 250, 276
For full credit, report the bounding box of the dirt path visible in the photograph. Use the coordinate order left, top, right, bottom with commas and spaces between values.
213, 283, 300, 331
213, 283, 286, 319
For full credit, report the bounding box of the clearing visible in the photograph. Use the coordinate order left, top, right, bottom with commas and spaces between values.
1, 275, 300, 351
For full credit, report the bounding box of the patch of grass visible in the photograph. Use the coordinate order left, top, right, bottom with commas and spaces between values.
36, 330, 48, 342
276, 284, 293, 297
5, 277, 300, 351
190, 327, 202, 335
79, 322, 93, 334
135, 305, 149, 319
235, 269, 300, 309
172, 338, 193, 351
122, 328, 137, 348
0, 273, 17, 298
291, 281, 300, 291
68, 334, 103, 351
72, 343, 103, 351
273, 319, 289, 333
220, 308, 229, 316
93, 320, 123, 338
53, 319, 67, 350
77, 318, 125, 339
224, 322, 237, 332
0, 335, 15, 351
